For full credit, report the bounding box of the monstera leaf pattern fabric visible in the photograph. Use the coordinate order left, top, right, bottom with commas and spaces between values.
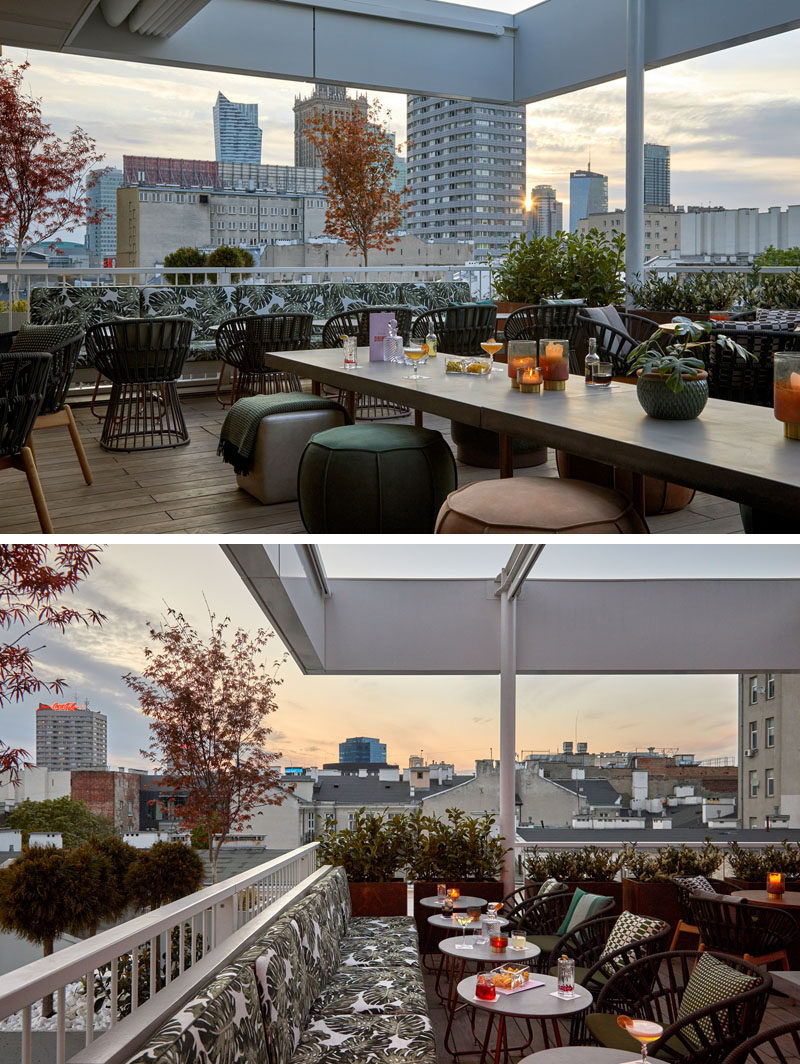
142, 286, 237, 340
326, 867, 351, 934
30, 286, 140, 328
293, 1011, 437, 1064
312, 967, 427, 1018
248, 918, 311, 1064
346, 918, 417, 951
290, 910, 340, 998
124, 962, 265, 1064
339, 941, 420, 969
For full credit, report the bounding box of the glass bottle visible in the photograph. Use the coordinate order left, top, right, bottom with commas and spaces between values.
383, 319, 401, 363
584, 337, 599, 384
424, 328, 438, 360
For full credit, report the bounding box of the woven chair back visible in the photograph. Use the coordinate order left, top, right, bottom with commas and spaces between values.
412, 303, 497, 356
322, 306, 413, 348
0, 352, 53, 457
689, 892, 800, 959
86, 317, 193, 382
722, 1017, 800, 1064
217, 313, 313, 371
505, 303, 582, 347
705, 324, 800, 407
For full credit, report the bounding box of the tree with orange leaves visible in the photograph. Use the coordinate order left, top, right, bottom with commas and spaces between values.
125, 609, 285, 883
304, 100, 407, 266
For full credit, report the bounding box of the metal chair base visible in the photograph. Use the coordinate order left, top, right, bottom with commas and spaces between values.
100, 380, 190, 452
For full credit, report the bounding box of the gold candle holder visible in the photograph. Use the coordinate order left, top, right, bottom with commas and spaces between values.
539, 338, 569, 391
517, 368, 541, 393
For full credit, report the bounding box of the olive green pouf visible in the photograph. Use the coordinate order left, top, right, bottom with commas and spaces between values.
298, 424, 457, 533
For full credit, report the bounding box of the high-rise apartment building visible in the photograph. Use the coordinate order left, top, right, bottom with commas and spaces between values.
569, 168, 608, 231
528, 184, 563, 238
644, 143, 671, 206
293, 82, 369, 170
406, 96, 526, 257
339, 737, 387, 764
213, 92, 262, 165
85, 167, 123, 266
36, 702, 107, 771
738, 672, 799, 828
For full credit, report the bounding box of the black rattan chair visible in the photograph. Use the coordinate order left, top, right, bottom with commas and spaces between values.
704, 323, 800, 407
85, 317, 193, 452
1, 324, 91, 484
215, 313, 312, 406
670, 877, 733, 950
500, 883, 569, 932
504, 303, 584, 365
576, 308, 662, 376
722, 1017, 800, 1064
322, 306, 413, 419
587, 950, 771, 1064
689, 892, 799, 970
0, 352, 54, 531
411, 303, 497, 355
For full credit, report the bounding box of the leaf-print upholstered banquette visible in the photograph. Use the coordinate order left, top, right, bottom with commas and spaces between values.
122, 866, 436, 1064
30, 282, 471, 365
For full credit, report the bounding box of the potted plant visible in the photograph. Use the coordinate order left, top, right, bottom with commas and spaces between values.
726, 840, 800, 891
627, 272, 753, 322
628, 318, 752, 420
316, 808, 408, 916
523, 845, 624, 908
621, 841, 724, 929
404, 808, 507, 938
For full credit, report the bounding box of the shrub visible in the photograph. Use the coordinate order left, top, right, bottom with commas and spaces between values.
6, 796, 114, 849
125, 841, 204, 910
316, 808, 408, 882
403, 808, 506, 881
493, 229, 625, 306
205, 245, 255, 284
163, 246, 206, 285
621, 840, 723, 881
524, 845, 624, 882
727, 840, 800, 879
628, 271, 752, 313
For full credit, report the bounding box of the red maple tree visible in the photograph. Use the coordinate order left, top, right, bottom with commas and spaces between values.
0, 59, 106, 295
0, 545, 105, 781
304, 100, 408, 266
125, 609, 285, 882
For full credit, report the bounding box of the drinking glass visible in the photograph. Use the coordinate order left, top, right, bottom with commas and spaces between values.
475, 973, 496, 1001
437, 883, 447, 902
480, 338, 503, 368
454, 911, 474, 950
557, 956, 575, 997
343, 335, 358, 369
593, 361, 613, 386
617, 1016, 663, 1064
403, 343, 429, 379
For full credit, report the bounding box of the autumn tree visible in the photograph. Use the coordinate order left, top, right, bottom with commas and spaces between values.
0, 59, 106, 297
124, 609, 285, 883
0, 545, 104, 781
304, 100, 407, 266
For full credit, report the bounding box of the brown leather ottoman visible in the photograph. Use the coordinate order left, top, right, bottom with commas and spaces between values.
434, 477, 649, 534
556, 451, 695, 516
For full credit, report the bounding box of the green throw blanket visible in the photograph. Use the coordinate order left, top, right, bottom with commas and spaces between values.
218, 392, 351, 475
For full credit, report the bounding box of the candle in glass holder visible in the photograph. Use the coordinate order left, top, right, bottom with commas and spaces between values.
448, 887, 460, 901
517, 366, 541, 393
767, 871, 786, 897
539, 338, 569, 390
774, 353, 800, 439
508, 356, 536, 386
490, 934, 508, 954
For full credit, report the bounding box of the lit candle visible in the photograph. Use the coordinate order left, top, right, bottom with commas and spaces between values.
490, 934, 508, 954
774, 361, 800, 439
767, 871, 785, 897
539, 338, 569, 389
448, 887, 460, 900
518, 366, 541, 393
508, 355, 536, 386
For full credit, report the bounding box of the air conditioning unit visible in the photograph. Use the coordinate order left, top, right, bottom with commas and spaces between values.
743, 749, 755, 757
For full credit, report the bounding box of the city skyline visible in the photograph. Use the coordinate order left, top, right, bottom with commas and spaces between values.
6, 544, 796, 774
4, 24, 798, 242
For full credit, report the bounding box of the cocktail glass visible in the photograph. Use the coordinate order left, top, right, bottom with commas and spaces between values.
480, 338, 503, 370
403, 344, 429, 379
437, 883, 447, 902
617, 1016, 663, 1064
454, 910, 474, 950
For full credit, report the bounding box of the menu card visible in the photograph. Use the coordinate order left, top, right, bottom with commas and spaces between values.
369, 312, 395, 361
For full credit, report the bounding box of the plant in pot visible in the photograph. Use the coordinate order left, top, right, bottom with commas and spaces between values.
316, 808, 408, 916
621, 841, 725, 928
628, 318, 753, 420
726, 840, 800, 890
523, 845, 624, 907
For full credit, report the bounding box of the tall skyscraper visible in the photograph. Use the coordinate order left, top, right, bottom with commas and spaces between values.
36, 702, 107, 771
529, 184, 563, 237
213, 92, 262, 165
644, 143, 671, 206
406, 97, 526, 257
85, 167, 123, 266
569, 168, 608, 231
339, 737, 387, 763
293, 82, 369, 169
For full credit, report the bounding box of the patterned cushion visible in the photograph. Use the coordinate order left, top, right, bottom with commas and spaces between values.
327, 866, 351, 930
536, 877, 561, 897
290, 910, 340, 996
30, 286, 140, 328
677, 952, 759, 1049
311, 966, 427, 1018
339, 940, 420, 969
347, 917, 416, 949
10, 323, 83, 353
123, 962, 266, 1064
673, 875, 714, 895
600, 911, 665, 975
142, 285, 237, 340
293, 1011, 437, 1064
247, 918, 311, 1064
556, 888, 611, 935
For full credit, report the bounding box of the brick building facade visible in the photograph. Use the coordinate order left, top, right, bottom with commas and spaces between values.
71, 770, 141, 833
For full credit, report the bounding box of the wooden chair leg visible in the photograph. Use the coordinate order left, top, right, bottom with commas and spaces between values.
26, 434, 36, 462
19, 446, 54, 533
65, 405, 93, 485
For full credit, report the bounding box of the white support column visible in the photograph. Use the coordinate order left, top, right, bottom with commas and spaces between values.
625, 0, 645, 300
499, 590, 517, 897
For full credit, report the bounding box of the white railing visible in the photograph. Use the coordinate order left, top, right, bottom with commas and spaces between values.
0, 842, 318, 1064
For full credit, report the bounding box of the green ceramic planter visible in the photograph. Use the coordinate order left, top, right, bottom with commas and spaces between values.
636, 371, 709, 420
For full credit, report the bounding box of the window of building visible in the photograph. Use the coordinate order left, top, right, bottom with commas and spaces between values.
766, 716, 775, 748
766, 673, 775, 699
347, 813, 356, 830
749, 675, 758, 704
765, 768, 775, 797
749, 720, 758, 750
749, 770, 758, 797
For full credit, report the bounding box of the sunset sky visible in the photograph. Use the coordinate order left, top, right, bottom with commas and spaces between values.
4, 19, 799, 231
5, 543, 799, 774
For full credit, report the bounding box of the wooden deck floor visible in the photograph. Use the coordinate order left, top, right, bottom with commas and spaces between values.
1, 395, 744, 535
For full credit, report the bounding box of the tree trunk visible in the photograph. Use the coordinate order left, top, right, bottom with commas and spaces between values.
363, 247, 368, 267
207, 833, 216, 885
42, 938, 55, 1017
12, 246, 22, 304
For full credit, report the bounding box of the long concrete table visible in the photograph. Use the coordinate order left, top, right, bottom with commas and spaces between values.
265, 347, 800, 518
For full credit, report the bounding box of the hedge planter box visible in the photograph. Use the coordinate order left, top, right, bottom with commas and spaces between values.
621, 877, 680, 931
525, 879, 623, 911
348, 880, 407, 917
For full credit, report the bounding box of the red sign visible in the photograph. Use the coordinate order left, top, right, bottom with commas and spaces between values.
37, 702, 85, 712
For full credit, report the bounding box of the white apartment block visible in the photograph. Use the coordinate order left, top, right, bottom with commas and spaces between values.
680, 205, 800, 262
738, 672, 800, 828
576, 205, 681, 257
35, 705, 107, 772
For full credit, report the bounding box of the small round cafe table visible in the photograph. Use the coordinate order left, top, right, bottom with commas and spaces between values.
457, 972, 592, 1064
419, 898, 490, 962
731, 889, 800, 909
520, 1051, 644, 1064
420, 895, 490, 911
440, 935, 541, 1054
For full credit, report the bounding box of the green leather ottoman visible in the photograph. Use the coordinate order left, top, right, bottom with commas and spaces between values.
298, 424, 457, 533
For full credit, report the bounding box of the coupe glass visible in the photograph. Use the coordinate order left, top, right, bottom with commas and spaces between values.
618, 1016, 663, 1064
454, 911, 474, 950
403, 344, 429, 379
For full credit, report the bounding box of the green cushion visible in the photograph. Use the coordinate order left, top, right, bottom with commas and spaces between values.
677, 952, 759, 1049
298, 425, 457, 533
10, 323, 82, 352
586, 1012, 642, 1053
537, 877, 561, 897
526, 934, 561, 955
557, 887, 610, 935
